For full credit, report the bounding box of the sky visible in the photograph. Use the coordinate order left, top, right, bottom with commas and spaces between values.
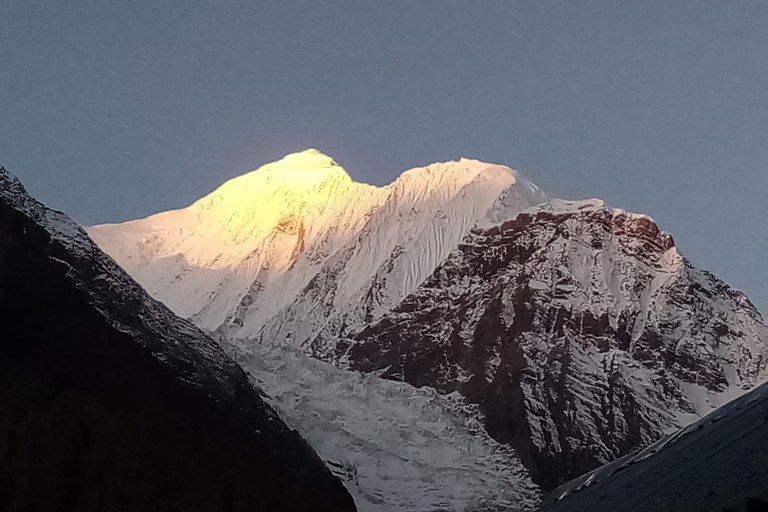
2, 1, 767, 314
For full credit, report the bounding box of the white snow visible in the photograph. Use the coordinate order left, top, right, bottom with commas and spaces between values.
228, 343, 540, 512
88, 149, 547, 354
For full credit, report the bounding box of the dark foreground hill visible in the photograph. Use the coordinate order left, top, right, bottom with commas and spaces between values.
0, 166, 356, 512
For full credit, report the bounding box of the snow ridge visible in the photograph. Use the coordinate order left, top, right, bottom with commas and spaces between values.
88, 149, 547, 351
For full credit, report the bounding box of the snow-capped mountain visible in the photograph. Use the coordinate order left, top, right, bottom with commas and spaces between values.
89, 149, 382, 334
88, 148, 546, 351
89, 150, 768, 498
343, 199, 768, 488
0, 166, 355, 511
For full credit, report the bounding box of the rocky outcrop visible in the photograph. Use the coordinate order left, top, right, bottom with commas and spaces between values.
541, 367, 768, 511
341, 199, 768, 490
0, 167, 356, 512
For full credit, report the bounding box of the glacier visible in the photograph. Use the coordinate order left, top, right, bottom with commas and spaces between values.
227, 343, 539, 512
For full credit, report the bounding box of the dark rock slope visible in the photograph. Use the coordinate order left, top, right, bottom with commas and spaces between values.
0, 167, 356, 512
341, 199, 768, 490
540, 369, 768, 512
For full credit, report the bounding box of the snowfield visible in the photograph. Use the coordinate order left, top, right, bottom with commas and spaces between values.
228, 343, 540, 512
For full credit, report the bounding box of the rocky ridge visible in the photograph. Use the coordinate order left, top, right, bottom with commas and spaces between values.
342, 199, 768, 488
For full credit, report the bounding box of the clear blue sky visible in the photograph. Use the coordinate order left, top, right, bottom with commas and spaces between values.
2, 1, 767, 314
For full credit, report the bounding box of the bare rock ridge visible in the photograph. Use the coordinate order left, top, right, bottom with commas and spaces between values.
343, 199, 768, 489
0, 167, 355, 511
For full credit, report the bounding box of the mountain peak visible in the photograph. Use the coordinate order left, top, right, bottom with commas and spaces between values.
190, 149, 354, 217
275, 147, 343, 170
260, 148, 347, 181
223, 148, 350, 190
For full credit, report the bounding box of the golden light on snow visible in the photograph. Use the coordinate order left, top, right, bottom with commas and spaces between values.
193, 149, 354, 236
89, 149, 366, 274
87, 149, 543, 332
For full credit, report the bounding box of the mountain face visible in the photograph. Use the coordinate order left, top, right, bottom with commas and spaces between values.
88, 148, 546, 352
0, 167, 355, 511
342, 199, 768, 489
89, 150, 768, 499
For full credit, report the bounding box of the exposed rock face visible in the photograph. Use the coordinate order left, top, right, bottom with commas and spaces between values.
341, 199, 768, 490
541, 367, 768, 511
0, 167, 356, 512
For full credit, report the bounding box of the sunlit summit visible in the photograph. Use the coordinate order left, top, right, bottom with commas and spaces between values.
89, 148, 546, 341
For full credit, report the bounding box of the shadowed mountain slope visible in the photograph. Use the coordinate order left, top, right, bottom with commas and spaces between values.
0, 166, 355, 512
